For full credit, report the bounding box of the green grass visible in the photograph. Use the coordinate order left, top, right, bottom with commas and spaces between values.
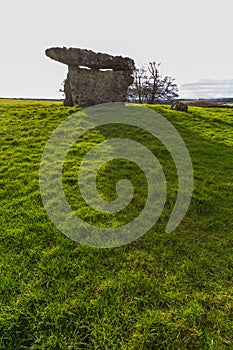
0, 99, 232, 349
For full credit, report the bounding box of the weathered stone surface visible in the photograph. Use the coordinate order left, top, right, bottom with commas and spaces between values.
63, 74, 73, 106
45, 47, 135, 71
171, 101, 188, 112
65, 66, 134, 106
46, 47, 135, 106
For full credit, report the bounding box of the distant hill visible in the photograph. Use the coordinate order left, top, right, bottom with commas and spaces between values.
179, 98, 233, 108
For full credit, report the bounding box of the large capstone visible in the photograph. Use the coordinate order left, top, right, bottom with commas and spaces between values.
45, 47, 135, 106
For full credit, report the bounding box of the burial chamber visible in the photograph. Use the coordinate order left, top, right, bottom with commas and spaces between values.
45, 47, 135, 106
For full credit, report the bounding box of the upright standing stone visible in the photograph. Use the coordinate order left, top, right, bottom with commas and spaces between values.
45, 47, 135, 106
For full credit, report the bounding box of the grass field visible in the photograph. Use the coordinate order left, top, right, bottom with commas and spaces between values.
0, 99, 232, 349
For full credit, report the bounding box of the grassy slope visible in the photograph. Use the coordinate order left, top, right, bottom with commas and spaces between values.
0, 99, 232, 349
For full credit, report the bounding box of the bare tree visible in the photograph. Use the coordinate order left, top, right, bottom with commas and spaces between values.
128, 62, 179, 103
147, 62, 161, 103
128, 65, 148, 103
160, 75, 179, 101
59, 80, 65, 97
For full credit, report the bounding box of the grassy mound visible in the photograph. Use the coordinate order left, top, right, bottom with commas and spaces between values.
0, 99, 232, 349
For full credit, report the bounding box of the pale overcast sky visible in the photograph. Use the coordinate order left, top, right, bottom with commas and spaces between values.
1, 0, 233, 99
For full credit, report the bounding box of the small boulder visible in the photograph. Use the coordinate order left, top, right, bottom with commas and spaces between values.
171, 101, 188, 112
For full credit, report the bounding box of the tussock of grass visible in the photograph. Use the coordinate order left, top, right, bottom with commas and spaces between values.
0, 99, 232, 349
